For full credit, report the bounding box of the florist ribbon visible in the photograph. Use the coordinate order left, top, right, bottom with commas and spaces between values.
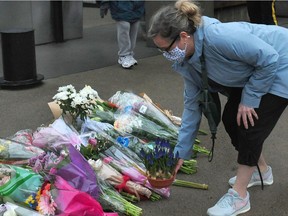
115, 175, 130, 191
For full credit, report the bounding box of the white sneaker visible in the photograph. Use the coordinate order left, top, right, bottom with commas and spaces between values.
118, 56, 134, 69
228, 166, 273, 188
207, 189, 250, 216
128, 55, 138, 65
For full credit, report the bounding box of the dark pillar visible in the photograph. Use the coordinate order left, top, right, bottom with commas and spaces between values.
51, 1, 64, 43
0, 29, 44, 87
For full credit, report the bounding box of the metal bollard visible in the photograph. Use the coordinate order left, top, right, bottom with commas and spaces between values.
0, 28, 44, 87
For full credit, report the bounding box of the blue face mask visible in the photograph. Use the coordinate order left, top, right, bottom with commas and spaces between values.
163, 43, 187, 63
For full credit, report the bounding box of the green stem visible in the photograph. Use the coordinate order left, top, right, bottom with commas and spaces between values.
172, 179, 208, 190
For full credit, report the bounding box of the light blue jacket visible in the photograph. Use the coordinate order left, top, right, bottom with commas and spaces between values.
173, 16, 288, 160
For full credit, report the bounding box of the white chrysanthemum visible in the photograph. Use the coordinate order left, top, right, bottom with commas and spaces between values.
68, 91, 77, 99
57, 84, 75, 93
79, 85, 99, 99
71, 94, 85, 106
52, 91, 69, 101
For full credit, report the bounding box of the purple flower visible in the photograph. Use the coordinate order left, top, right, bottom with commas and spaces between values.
33, 159, 44, 173
140, 139, 178, 179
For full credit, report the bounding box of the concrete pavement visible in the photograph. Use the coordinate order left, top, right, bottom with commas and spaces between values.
1, 54, 288, 216
0, 6, 288, 215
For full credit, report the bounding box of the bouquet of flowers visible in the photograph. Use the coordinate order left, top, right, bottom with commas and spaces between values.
97, 178, 142, 216
109, 91, 179, 134
20, 175, 105, 216
99, 153, 171, 199
51, 175, 104, 216
79, 118, 119, 161
29, 143, 100, 200
91, 100, 118, 125
52, 85, 101, 124
80, 118, 146, 167
31, 121, 100, 200
0, 165, 43, 209
140, 139, 178, 188
32, 118, 82, 150
113, 108, 178, 146
7, 129, 34, 145
0, 138, 44, 165
88, 158, 152, 200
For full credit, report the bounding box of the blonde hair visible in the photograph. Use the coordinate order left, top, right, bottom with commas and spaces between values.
148, 0, 202, 39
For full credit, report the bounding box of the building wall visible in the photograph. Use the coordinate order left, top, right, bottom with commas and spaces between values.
0, 1, 83, 45
214, 1, 249, 22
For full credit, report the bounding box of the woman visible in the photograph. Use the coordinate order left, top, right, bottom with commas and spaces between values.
148, 0, 288, 215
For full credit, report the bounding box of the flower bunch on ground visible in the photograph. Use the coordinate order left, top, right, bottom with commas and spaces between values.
52, 85, 100, 121
140, 139, 179, 179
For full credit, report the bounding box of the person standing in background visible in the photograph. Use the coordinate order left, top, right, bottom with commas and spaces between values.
100, 1, 145, 69
246, 1, 277, 25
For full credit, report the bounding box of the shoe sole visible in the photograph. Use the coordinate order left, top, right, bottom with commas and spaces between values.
120, 64, 133, 69
207, 205, 250, 216
229, 179, 273, 188
247, 179, 273, 188
231, 203, 251, 216
118, 59, 137, 66
118, 61, 133, 69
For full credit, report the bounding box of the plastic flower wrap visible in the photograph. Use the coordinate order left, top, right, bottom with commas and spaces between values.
100, 154, 170, 198
104, 145, 146, 171
33, 118, 82, 150
79, 118, 117, 161
0, 138, 44, 165
113, 108, 178, 146
109, 91, 179, 134
31, 120, 100, 200
2, 202, 42, 216
115, 135, 152, 158
80, 118, 145, 166
0, 165, 43, 208
110, 91, 211, 160
29, 143, 99, 200
7, 129, 34, 145
51, 175, 104, 216
97, 178, 142, 216
88, 158, 152, 200
90, 100, 118, 125
101, 145, 171, 198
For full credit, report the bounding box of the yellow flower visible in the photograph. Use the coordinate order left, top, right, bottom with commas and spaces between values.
25, 195, 34, 204
0, 144, 6, 152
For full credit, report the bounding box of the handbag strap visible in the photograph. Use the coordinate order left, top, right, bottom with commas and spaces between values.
200, 53, 209, 90
200, 46, 216, 162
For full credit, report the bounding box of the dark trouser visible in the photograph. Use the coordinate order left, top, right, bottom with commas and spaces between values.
222, 88, 288, 166
246, 1, 275, 25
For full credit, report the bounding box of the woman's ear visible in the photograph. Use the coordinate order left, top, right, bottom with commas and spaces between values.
179, 31, 190, 40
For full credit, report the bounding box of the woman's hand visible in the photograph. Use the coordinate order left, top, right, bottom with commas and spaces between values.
174, 159, 184, 174
237, 104, 258, 129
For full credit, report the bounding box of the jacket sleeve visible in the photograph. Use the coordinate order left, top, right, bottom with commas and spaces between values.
205, 25, 279, 108
173, 78, 202, 160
